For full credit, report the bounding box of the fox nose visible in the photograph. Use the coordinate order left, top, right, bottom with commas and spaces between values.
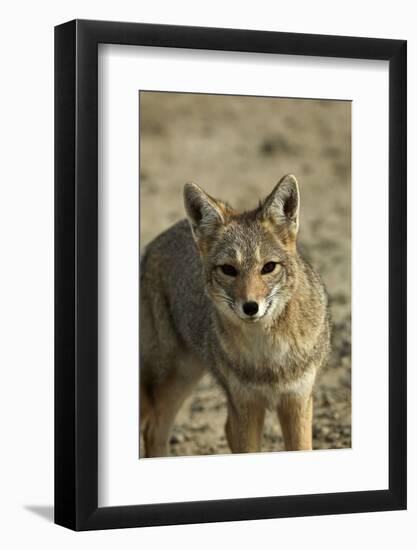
242, 301, 259, 316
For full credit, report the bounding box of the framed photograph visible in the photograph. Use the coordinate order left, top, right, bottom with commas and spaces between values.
55, 19, 406, 530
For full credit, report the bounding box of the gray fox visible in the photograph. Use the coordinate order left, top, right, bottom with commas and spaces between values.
140, 174, 331, 457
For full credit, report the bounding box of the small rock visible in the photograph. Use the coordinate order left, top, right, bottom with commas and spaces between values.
321, 426, 331, 437
323, 393, 335, 406
259, 135, 302, 157
170, 433, 185, 445
190, 423, 210, 432
325, 432, 339, 443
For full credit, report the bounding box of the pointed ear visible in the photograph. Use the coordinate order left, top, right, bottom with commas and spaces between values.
261, 174, 300, 238
183, 182, 227, 242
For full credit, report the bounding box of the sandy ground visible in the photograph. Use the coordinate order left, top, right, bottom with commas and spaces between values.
139, 92, 351, 456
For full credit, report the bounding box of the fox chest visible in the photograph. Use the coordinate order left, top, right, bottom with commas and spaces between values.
223, 325, 290, 370
229, 327, 293, 371
214, 327, 314, 404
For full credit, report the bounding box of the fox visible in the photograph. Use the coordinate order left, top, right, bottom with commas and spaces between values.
140, 174, 331, 457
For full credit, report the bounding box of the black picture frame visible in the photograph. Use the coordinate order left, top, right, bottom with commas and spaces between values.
55, 19, 407, 531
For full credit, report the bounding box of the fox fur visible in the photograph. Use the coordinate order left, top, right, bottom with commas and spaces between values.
140, 174, 331, 457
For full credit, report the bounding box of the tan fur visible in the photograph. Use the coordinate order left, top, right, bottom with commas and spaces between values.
277, 393, 313, 451
226, 400, 265, 453
140, 175, 331, 456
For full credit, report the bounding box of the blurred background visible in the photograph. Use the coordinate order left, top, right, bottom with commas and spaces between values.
140, 91, 351, 456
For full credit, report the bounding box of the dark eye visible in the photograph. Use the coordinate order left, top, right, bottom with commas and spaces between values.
261, 261, 277, 275
220, 264, 238, 277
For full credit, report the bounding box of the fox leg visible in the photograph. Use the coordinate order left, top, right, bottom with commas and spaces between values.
225, 400, 265, 453
140, 363, 203, 458
277, 393, 313, 451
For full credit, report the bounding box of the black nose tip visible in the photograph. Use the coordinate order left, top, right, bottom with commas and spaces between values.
243, 301, 259, 316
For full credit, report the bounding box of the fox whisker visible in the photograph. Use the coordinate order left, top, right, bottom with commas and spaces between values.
266, 288, 280, 302
213, 293, 234, 306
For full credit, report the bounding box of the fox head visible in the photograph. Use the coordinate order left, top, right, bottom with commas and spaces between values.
184, 174, 301, 324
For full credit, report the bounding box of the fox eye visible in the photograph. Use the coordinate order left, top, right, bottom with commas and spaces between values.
261, 261, 277, 275
220, 264, 238, 277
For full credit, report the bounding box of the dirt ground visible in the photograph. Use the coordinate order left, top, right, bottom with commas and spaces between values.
139, 91, 351, 456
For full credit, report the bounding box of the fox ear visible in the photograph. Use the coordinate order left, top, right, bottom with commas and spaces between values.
183, 182, 226, 241
261, 174, 300, 237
